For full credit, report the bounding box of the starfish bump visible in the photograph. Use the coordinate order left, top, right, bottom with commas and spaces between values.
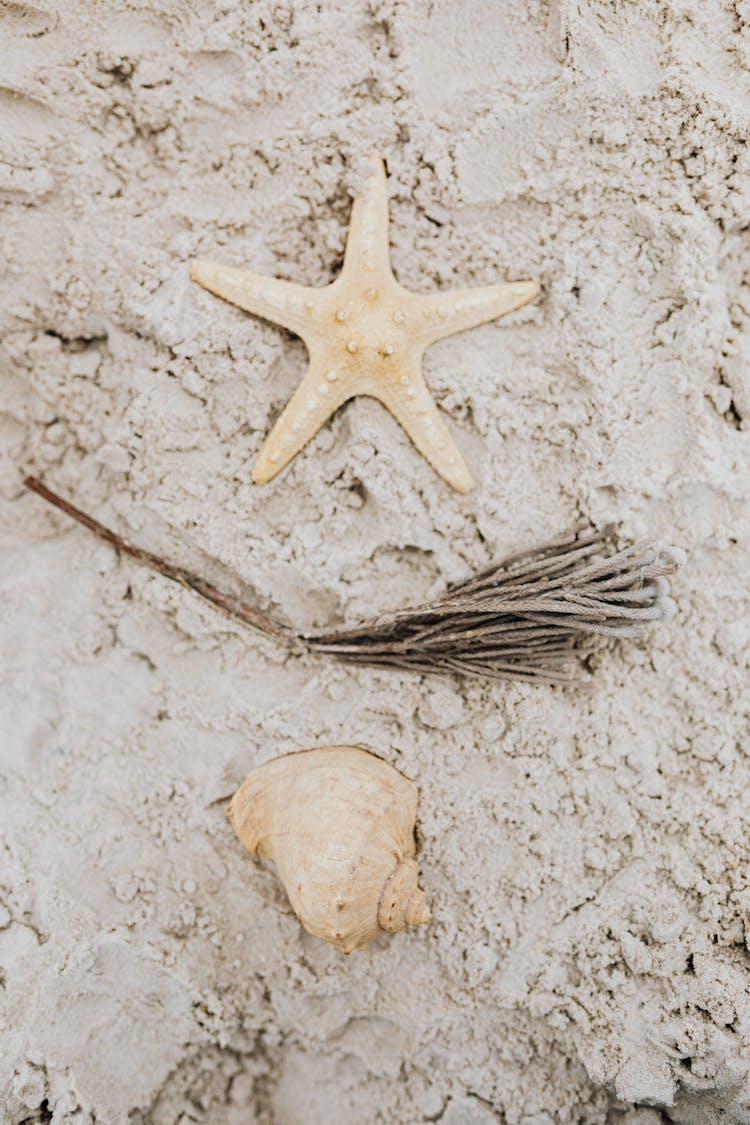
191, 151, 539, 493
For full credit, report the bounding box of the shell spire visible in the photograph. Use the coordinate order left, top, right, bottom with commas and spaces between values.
226, 746, 432, 953
378, 858, 432, 932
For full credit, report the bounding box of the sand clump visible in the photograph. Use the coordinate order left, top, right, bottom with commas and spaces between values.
1, 1, 750, 1122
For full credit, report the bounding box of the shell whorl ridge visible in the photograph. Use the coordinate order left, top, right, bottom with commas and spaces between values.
226, 746, 432, 953
378, 858, 431, 932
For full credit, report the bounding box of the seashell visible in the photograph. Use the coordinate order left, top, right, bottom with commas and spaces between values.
226, 746, 432, 953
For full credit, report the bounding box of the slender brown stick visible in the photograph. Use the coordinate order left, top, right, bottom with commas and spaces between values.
24, 475, 684, 683
24, 476, 291, 641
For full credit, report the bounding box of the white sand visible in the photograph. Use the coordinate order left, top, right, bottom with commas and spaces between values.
2, 1, 750, 1122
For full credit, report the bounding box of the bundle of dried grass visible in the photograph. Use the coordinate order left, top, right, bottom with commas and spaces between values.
24, 476, 684, 684
307, 531, 684, 682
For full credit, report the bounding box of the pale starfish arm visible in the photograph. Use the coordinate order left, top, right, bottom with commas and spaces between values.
341, 151, 392, 282
412, 279, 540, 345
373, 364, 474, 494
190, 260, 322, 342
252, 360, 352, 483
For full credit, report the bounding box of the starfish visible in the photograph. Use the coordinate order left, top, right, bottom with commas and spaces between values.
190, 151, 539, 493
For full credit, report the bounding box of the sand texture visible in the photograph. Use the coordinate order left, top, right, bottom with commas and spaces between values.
2, 1, 750, 1122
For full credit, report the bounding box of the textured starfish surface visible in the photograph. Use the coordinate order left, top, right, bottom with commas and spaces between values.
190, 151, 539, 492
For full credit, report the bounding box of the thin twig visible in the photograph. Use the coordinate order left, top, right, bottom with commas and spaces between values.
23, 475, 685, 684
23, 476, 291, 641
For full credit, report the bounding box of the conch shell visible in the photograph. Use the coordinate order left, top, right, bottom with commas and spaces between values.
226, 746, 432, 953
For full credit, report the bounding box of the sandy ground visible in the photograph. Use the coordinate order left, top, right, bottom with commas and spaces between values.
2, 1, 750, 1122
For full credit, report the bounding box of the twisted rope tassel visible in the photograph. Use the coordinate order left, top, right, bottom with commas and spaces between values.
307, 529, 685, 682
24, 476, 684, 684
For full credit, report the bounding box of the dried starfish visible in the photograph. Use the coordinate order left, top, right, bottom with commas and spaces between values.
190, 151, 539, 493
